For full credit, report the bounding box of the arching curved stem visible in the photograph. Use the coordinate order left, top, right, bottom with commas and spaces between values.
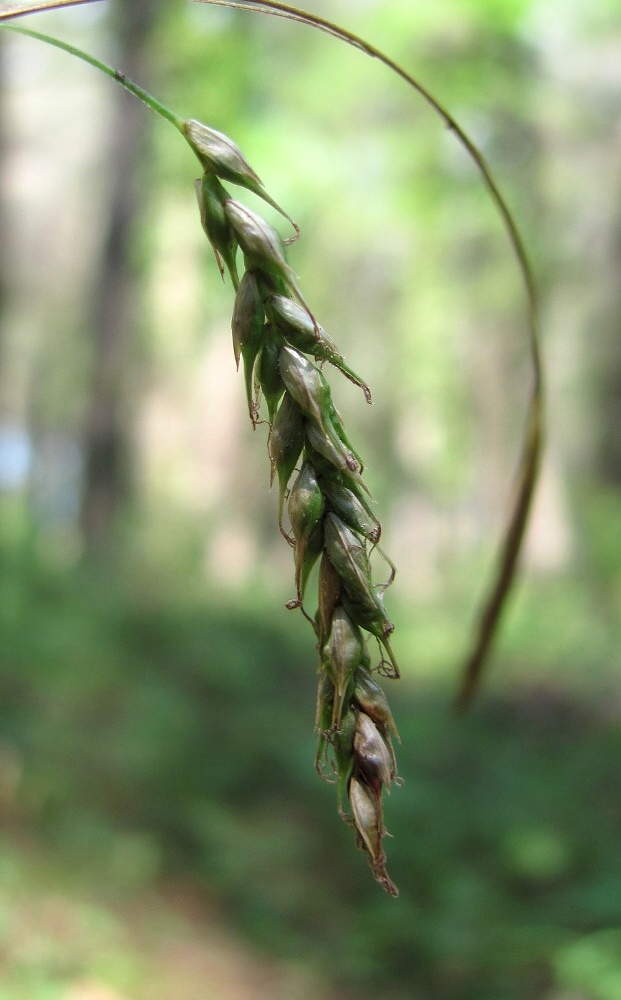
190, 0, 544, 708
0, 21, 183, 129
0, 1, 105, 19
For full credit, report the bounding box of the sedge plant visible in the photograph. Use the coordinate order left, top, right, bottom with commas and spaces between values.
0, 1, 544, 895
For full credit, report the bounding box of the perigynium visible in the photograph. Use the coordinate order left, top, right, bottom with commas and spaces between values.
185, 121, 402, 895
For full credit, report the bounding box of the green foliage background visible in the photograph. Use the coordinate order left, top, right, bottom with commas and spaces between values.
0, 1, 620, 998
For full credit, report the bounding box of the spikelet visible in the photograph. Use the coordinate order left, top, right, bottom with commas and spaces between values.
183, 118, 299, 240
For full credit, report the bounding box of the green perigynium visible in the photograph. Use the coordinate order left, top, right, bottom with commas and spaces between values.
190, 119, 401, 895
184, 118, 300, 239
288, 461, 325, 604
231, 270, 263, 369
320, 478, 381, 545
304, 417, 361, 478
317, 549, 342, 639
257, 325, 286, 426
269, 390, 306, 537
322, 605, 362, 729
224, 200, 314, 321
269, 294, 371, 401
231, 269, 265, 422
278, 345, 333, 429
195, 173, 240, 287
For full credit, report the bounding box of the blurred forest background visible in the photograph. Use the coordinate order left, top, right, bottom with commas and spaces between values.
0, 0, 620, 997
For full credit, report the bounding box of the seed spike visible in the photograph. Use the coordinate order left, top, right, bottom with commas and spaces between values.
190, 115, 402, 894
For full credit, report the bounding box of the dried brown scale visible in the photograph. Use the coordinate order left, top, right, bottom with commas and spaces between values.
193, 131, 401, 895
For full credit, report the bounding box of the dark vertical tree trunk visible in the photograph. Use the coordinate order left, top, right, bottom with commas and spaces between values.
594, 200, 621, 487
0, 37, 8, 379
80, 0, 162, 552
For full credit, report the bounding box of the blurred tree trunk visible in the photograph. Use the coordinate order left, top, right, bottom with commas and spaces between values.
80, 0, 162, 552
595, 201, 621, 487
0, 38, 8, 375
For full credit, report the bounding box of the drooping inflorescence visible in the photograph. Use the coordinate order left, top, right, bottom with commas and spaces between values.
184, 118, 401, 895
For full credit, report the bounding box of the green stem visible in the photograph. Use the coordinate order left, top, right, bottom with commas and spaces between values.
0, 22, 184, 131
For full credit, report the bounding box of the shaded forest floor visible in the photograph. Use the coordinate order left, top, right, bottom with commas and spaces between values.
1, 529, 621, 1000
0, 835, 332, 1000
